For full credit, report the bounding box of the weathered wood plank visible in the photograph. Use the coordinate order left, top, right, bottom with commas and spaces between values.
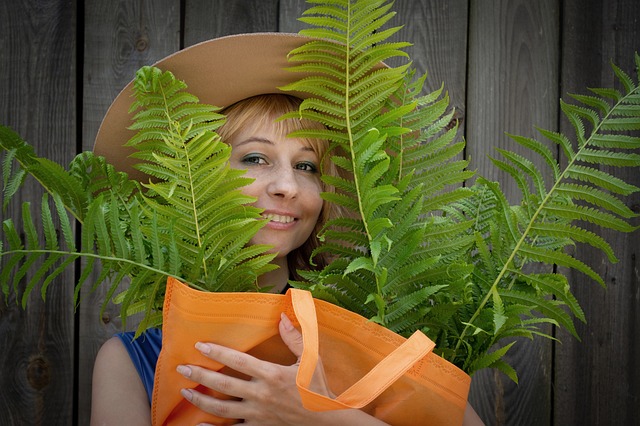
281, 0, 469, 108
0, 1, 637, 424
0, 0, 76, 424
185, 0, 280, 47
389, 0, 469, 115
279, 0, 307, 33
82, 0, 181, 150
466, 1, 560, 424
554, 1, 640, 425
78, 1, 180, 424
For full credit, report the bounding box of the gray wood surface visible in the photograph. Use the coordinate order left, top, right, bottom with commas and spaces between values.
554, 1, 640, 425
0, 0, 77, 425
78, 1, 181, 424
466, 1, 558, 424
0, 1, 638, 424
185, 0, 280, 46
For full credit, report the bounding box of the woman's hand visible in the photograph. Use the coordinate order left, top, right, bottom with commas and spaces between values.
176, 313, 343, 425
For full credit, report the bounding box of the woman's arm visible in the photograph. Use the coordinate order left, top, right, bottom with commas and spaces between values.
179, 314, 483, 425
90, 337, 151, 426
91, 319, 483, 426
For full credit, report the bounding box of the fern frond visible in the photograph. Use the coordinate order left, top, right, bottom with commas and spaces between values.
448, 53, 640, 371
590, 133, 640, 149
508, 133, 561, 180
468, 343, 519, 382
0, 66, 278, 330
555, 182, 637, 218
544, 202, 637, 232
529, 222, 616, 262
2, 0, 639, 384
499, 289, 578, 338
516, 272, 586, 323
385, 285, 447, 328
565, 164, 639, 195
0, 126, 89, 221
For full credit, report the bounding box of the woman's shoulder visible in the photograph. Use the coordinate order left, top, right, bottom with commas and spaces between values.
110, 328, 163, 403
95, 334, 132, 366
116, 328, 163, 353
91, 335, 153, 424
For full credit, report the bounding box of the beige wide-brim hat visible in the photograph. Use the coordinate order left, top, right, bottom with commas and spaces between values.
94, 32, 312, 178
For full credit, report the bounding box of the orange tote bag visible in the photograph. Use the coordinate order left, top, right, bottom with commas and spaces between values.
151, 277, 471, 425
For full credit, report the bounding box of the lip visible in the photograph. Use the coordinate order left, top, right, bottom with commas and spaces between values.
260, 209, 298, 229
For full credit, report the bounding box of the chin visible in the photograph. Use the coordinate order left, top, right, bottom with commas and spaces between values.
250, 240, 291, 257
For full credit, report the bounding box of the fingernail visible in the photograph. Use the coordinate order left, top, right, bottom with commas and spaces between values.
281, 312, 294, 331
176, 365, 191, 377
195, 342, 210, 354
180, 388, 193, 401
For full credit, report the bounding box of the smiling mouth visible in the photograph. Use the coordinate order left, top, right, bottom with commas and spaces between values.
262, 213, 296, 224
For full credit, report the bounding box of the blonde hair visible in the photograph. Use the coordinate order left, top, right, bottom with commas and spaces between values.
218, 94, 336, 278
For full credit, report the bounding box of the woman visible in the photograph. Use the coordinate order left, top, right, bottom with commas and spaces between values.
91, 92, 390, 425
90, 33, 483, 426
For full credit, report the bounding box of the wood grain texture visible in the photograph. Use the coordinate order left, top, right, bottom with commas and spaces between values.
467, 0, 560, 196
0, 0, 76, 424
0, 1, 638, 424
465, 0, 559, 424
554, 1, 640, 425
77, 1, 180, 424
279, 0, 308, 33
82, 0, 181, 150
184, 0, 280, 46
388, 0, 469, 118
281, 0, 469, 111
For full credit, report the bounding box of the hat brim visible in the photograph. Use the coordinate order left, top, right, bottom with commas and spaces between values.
93, 32, 311, 178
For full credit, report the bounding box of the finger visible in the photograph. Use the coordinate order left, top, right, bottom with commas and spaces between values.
278, 312, 304, 360
177, 365, 252, 400
194, 341, 276, 380
278, 314, 334, 397
180, 387, 243, 421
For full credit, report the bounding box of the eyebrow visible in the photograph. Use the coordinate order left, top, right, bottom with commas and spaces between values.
235, 137, 274, 147
236, 137, 315, 152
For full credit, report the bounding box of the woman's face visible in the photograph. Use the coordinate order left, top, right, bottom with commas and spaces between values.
228, 120, 323, 259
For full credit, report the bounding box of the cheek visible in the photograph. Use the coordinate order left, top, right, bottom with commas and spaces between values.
304, 182, 324, 219
238, 173, 262, 200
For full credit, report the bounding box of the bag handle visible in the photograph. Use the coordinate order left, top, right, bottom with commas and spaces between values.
289, 288, 436, 410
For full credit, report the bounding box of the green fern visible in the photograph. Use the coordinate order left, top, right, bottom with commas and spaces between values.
282, 0, 474, 333
282, 0, 640, 379
1, 0, 639, 382
441, 58, 640, 373
0, 66, 275, 334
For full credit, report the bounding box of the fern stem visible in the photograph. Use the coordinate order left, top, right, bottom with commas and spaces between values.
181, 126, 208, 278
0, 248, 196, 290
159, 79, 208, 278
343, 0, 385, 319
454, 82, 639, 365
344, 3, 370, 243
396, 81, 408, 182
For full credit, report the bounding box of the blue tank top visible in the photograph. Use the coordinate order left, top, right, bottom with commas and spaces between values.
116, 328, 163, 403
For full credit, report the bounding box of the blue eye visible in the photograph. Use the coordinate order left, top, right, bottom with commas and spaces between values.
242, 154, 266, 165
296, 162, 318, 173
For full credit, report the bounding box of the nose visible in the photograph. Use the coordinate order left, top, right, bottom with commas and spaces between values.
267, 165, 299, 199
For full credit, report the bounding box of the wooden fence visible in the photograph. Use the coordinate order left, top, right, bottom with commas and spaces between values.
1, 0, 638, 425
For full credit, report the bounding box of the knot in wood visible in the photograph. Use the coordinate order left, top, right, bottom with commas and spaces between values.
27, 355, 50, 391
446, 109, 464, 131
136, 36, 149, 52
